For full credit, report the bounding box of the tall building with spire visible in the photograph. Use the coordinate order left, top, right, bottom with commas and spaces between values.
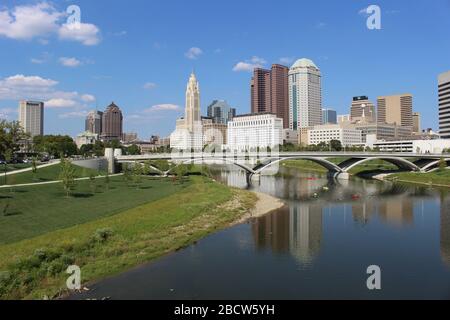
170, 72, 204, 150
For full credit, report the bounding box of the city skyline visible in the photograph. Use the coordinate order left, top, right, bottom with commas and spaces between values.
0, 0, 450, 139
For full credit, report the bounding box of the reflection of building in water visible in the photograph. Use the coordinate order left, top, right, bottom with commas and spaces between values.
441, 198, 450, 267
379, 197, 414, 226
252, 206, 290, 254
252, 203, 323, 265
289, 203, 323, 264
352, 200, 376, 225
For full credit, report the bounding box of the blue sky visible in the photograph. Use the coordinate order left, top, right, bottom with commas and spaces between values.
0, 0, 449, 139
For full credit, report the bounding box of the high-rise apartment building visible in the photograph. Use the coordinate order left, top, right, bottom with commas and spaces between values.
101, 102, 123, 141
439, 71, 450, 139
322, 108, 337, 124
350, 96, 376, 123
18, 100, 44, 137
288, 58, 322, 130
85, 110, 103, 135
377, 94, 413, 128
413, 112, 421, 134
251, 64, 289, 128
207, 100, 236, 124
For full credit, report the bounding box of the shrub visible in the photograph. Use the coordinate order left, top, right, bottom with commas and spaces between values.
91, 228, 114, 243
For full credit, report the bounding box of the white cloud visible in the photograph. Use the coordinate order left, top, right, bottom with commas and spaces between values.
143, 82, 157, 90
59, 57, 82, 67
81, 94, 96, 103
233, 56, 267, 72
144, 104, 180, 112
316, 22, 327, 29
0, 2, 100, 46
58, 22, 100, 46
58, 111, 89, 119
45, 98, 78, 108
31, 58, 45, 64
0, 3, 62, 40
185, 47, 203, 60
111, 30, 127, 36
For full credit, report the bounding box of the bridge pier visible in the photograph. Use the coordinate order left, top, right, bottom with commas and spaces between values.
334, 172, 350, 180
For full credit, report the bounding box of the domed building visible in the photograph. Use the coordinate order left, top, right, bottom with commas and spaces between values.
288, 58, 322, 130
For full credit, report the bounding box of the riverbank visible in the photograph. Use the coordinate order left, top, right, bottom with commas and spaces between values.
383, 170, 450, 188
0, 176, 282, 300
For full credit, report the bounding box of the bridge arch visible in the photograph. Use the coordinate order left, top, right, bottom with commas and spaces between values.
339, 157, 422, 173
254, 157, 344, 175
165, 158, 256, 176
419, 158, 450, 172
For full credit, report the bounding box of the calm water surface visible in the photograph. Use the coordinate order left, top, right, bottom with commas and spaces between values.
71, 167, 450, 300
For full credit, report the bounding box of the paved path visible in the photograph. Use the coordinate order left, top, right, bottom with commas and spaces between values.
2, 160, 59, 177
0, 173, 123, 189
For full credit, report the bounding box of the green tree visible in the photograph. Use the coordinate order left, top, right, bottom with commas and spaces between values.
132, 162, 143, 189
439, 158, 447, 171
123, 164, 131, 186
31, 156, 38, 182
59, 158, 76, 197
126, 144, 141, 155
104, 171, 110, 190
174, 164, 188, 183
89, 172, 97, 194
33, 135, 77, 158
330, 140, 343, 152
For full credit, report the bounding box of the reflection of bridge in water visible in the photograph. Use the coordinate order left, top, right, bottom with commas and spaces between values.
114, 152, 450, 179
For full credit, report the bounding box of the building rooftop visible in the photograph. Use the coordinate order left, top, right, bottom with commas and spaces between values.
291, 58, 318, 69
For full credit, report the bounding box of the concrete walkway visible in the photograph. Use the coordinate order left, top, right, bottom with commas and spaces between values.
2, 160, 59, 176
0, 173, 123, 189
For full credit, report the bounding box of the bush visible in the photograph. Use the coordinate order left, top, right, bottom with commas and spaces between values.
91, 228, 114, 243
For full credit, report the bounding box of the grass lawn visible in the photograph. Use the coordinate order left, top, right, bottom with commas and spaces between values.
282, 158, 397, 175
0, 163, 101, 186
0, 176, 257, 299
387, 169, 450, 187
1, 163, 33, 173
0, 176, 189, 244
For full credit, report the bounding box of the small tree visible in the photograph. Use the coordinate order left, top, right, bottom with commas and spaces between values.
59, 158, 76, 197
89, 172, 97, 194
31, 156, 38, 181
143, 161, 151, 176
439, 158, 447, 171
123, 164, 131, 186
132, 162, 143, 189
174, 164, 188, 183
104, 171, 110, 191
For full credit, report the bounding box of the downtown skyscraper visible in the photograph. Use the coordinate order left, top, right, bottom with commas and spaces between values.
18, 100, 44, 137
288, 59, 322, 130
439, 71, 450, 139
251, 64, 289, 128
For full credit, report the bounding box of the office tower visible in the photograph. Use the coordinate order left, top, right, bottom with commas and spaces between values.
122, 132, 138, 143
207, 100, 236, 124
413, 112, 421, 134
270, 64, 289, 129
85, 110, 103, 135
439, 71, 450, 139
251, 64, 289, 128
101, 102, 123, 141
377, 94, 413, 128
251, 68, 271, 114
350, 96, 376, 123
18, 100, 44, 137
227, 113, 283, 151
322, 108, 337, 124
170, 72, 203, 150
288, 58, 322, 130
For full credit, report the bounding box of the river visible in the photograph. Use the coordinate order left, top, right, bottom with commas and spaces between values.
70, 166, 450, 300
